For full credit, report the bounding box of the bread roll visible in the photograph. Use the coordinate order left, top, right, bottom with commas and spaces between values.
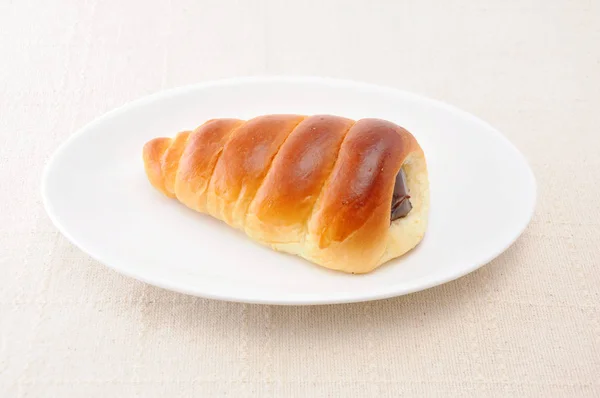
143, 114, 429, 273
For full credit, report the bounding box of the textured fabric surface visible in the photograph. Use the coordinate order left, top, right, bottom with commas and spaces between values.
1, 0, 599, 397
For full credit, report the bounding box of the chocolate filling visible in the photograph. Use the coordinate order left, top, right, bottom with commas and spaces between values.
391, 169, 412, 221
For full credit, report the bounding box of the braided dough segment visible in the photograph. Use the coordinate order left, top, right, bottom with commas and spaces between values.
245, 115, 355, 245
175, 118, 244, 212
143, 137, 173, 196
301, 118, 422, 273
205, 115, 305, 229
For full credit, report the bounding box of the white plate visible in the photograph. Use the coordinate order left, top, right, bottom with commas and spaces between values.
42, 76, 536, 305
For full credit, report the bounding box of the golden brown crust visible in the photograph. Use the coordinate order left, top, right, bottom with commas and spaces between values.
142, 137, 173, 197
305, 119, 419, 271
142, 114, 429, 273
206, 115, 305, 228
175, 119, 243, 212
247, 115, 354, 243
311, 119, 416, 246
162, 131, 191, 195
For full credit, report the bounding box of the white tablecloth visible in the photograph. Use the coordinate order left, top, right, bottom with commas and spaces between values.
1, 0, 599, 396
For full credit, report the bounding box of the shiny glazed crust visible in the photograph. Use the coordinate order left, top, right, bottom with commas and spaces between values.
143, 115, 429, 273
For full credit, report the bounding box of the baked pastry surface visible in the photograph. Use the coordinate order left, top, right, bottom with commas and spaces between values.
143, 114, 429, 273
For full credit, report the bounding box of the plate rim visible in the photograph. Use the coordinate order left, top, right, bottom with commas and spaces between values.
41, 75, 537, 305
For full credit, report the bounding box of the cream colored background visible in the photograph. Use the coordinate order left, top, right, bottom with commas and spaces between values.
1, 0, 599, 397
